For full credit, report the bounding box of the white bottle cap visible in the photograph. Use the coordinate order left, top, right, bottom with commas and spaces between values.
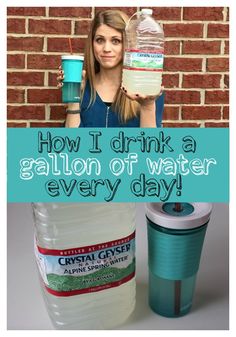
141, 8, 153, 15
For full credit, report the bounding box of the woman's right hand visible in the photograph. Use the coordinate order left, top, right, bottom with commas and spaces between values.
57, 67, 86, 90
57, 65, 64, 88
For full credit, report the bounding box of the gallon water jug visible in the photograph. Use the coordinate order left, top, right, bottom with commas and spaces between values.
32, 203, 136, 329
122, 8, 164, 95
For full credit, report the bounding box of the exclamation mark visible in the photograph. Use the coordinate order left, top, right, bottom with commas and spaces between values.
176, 174, 182, 196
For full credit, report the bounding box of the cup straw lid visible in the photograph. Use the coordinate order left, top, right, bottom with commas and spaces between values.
146, 202, 213, 229
61, 55, 84, 60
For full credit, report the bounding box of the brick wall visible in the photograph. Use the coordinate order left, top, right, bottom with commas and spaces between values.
7, 6, 229, 127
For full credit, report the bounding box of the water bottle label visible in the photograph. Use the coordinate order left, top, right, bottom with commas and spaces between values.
34, 232, 135, 297
124, 49, 164, 71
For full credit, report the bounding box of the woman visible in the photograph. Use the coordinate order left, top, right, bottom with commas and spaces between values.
58, 9, 164, 128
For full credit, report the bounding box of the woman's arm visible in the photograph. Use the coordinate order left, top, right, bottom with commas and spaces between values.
65, 103, 81, 128
139, 100, 156, 127
121, 86, 164, 127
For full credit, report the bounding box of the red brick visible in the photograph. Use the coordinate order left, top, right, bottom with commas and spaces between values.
224, 41, 229, 54
205, 122, 229, 127
224, 75, 229, 88
162, 74, 179, 88
164, 57, 202, 72
7, 37, 43, 52
223, 106, 229, 119
7, 7, 46, 16
7, 54, 25, 69
30, 121, 64, 127
207, 58, 229, 72
151, 7, 181, 21
165, 41, 180, 55
182, 106, 221, 120
7, 105, 45, 120
75, 20, 91, 35
165, 90, 201, 104
7, 71, 44, 86
7, 89, 25, 103
28, 89, 62, 103
205, 90, 229, 104
164, 23, 203, 38
50, 106, 67, 120
27, 54, 61, 70
49, 7, 92, 18
7, 18, 25, 33
163, 122, 201, 128
29, 19, 71, 35
207, 24, 229, 38
183, 41, 221, 55
182, 74, 221, 88
227, 7, 229, 21
94, 7, 136, 17
7, 122, 27, 128
183, 7, 224, 21
48, 72, 58, 86
47, 37, 86, 53
162, 106, 179, 120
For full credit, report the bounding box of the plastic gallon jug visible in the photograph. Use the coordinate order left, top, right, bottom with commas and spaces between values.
122, 8, 164, 95
32, 203, 136, 329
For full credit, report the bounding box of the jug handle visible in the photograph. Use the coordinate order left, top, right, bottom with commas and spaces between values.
125, 11, 141, 31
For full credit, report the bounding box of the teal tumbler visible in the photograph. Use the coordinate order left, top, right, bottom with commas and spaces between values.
61, 55, 84, 103
146, 203, 212, 317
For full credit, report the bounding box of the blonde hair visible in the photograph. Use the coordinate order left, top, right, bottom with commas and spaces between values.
83, 9, 139, 123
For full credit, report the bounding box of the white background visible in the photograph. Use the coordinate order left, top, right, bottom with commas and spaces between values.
3, 0, 235, 336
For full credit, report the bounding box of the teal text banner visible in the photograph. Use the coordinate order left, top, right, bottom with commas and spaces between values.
7, 128, 229, 202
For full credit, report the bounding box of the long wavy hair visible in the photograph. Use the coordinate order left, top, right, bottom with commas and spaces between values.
83, 9, 139, 122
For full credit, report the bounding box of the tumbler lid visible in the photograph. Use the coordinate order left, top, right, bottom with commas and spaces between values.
146, 203, 212, 230
61, 55, 84, 61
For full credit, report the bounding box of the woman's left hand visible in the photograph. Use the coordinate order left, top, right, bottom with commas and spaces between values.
121, 86, 164, 106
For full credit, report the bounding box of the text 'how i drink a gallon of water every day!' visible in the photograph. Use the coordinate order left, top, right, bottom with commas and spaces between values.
18, 131, 217, 201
